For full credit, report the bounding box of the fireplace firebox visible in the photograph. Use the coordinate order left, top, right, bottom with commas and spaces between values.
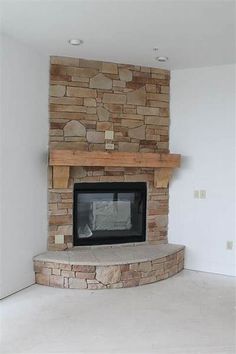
73, 182, 147, 246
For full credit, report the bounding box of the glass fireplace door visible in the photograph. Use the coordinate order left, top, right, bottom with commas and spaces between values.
73, 182, 146, 246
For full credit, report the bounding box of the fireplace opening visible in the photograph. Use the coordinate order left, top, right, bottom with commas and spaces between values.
73, 182, 147, 246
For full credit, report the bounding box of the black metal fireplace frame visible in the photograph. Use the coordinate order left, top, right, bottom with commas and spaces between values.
73, 182, 147, 246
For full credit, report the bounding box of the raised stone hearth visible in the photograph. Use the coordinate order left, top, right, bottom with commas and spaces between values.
34, 244, 184, 289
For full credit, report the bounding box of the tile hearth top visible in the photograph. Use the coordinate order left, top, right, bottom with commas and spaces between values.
34, 243, 184, 266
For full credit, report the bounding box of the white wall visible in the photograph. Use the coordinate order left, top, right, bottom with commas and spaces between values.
169, 64, 236, 276
0, 34, 49, 298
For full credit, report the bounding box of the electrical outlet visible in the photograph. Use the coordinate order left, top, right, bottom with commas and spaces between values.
226, 241, 233, 250
200, 190, 206, 199
55, 235, 64, 244
105, 143, 114, 150
194, 190, 199, 199
105, 130, 114, 140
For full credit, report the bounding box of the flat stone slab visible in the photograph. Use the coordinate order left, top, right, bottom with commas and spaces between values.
33, 243, 184, 266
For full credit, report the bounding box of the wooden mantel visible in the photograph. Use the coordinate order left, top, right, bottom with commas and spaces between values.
49, 149, 181, 189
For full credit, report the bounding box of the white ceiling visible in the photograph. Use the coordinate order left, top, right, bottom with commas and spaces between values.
1, 0, 235, 70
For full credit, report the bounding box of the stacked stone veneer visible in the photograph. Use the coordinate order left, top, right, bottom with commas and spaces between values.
34, 248, 184, 289
48, 56, 170, 250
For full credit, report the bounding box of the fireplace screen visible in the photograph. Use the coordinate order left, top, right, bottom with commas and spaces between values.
73, 182, 146, 246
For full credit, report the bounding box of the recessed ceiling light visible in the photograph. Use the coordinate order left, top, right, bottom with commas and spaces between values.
68, 39, 83, 46
156, 56, 168, 62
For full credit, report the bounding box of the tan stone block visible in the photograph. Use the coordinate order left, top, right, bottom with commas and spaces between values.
100, 175, 124, 182
87, 283, 105, 290
97, 106, 109, 121
103, 93, 126, 104
84, 98, 96, 107
147, 93, 169, 102
177, 250, 185, 263
123, 107, 137, 114
118, 142, 139, 152
157, 142, 169, 150
121, 119, 143, 128
139, 275, 156, 285
59, 263, 72, 270
71, 77, 90, 83
137, 106, 160, 116
50, 97, 84, 106
152, 263, 164, 272
75, 272, 95, 280
102, 62, 118, 74
69, 278, 87, 289
49, 129, 63, 136
50, 85, 65, 97
178, 261, 184, 272
96, 266, 121, 285
148, 100, 168, 108
161, 86, 169, 94
120, 264, 129, 272
90, 73, 112, 89
52, 268, 61, 275
40, 267, 52, 275
97, 121, 113, 131
127, 87, 146, 106
67, 87, 97, 98
119, 68, 132, 81
87, 130, 105, 143
86, 107, 96, 114
120, 114, 143, 121
49, 275, 64, 288
48, 243, 68, 251
64, 120, 86, 137
113, 80, 126, 87
168, 265, 179, 277
79, 58, 103, 69
121, 271, 141, 280
35, 273, 50, 286
141, 270, 159, 278
108, 282, 124, 289
72, 265, 95, 272
104, 104, 123, 113
129, 263, 139, 271
150, 67, 170, 76
44, 262, 60, 269
152, 257, 167, 264
50, 104, 87, 113
139, 261, 152, 272
49, 215, 72, 225
128, 125, 145, 139
34, 261, 44, 268
50, 111, 94, 120
55, 66, 98, 78
146, 84, 156, 93
122, 279, 139, 288
124, 174, 152, 182
51, 56, 80, 67
71, 166, 87, 179
145, 116, 169, 126
61, 270, 75, 278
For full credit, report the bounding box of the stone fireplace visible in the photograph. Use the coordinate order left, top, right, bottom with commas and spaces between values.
48, 56, 174, 250
33, 56, 185, 289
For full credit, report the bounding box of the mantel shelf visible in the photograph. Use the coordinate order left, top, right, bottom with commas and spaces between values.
50, 150, 181, 168
49, 149, 181, 189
